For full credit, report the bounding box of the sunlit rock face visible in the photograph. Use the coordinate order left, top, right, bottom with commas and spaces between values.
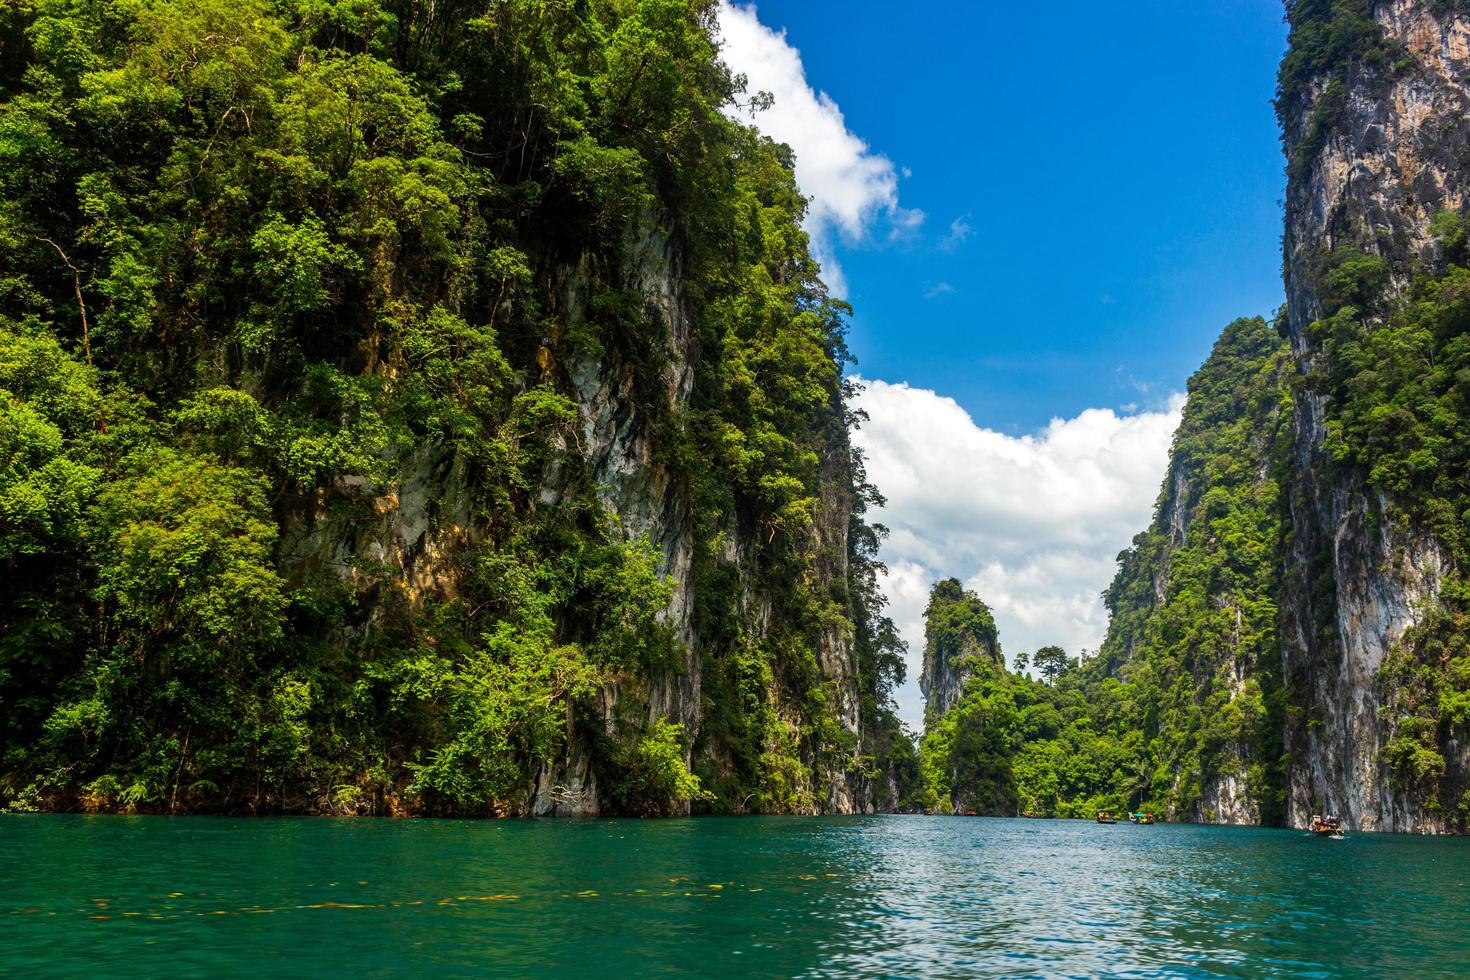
918, 634, 976, 726
1278, 0, 1469, 833
286, 221, 875, 817
918, 580, 1001, 727
529, 228, 871, 816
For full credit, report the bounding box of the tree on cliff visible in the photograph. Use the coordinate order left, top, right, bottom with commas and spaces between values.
1031, 646, 1071, 685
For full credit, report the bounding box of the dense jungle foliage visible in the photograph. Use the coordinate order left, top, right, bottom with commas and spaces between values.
1303, 217, 1470, 821
919, 318, 1293, 821
0, 0, 910, 815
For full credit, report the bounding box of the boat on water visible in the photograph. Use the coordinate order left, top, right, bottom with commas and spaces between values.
1308, 814, 1345, 838
1128, 811, 1155, 824
1095, 810, 1118, 825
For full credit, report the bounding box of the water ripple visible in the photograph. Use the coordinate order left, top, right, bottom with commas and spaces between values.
3, 814, 1470, 976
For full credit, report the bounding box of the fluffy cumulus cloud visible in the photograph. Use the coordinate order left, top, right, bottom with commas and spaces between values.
716, 2, 919, 294
712, 4, 1176, 731
850, 380, 1183, 729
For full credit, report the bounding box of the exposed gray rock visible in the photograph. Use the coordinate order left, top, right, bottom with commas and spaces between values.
1279, 0, 1466, 832
272, 213, 874, 816
919, 639, 976, 724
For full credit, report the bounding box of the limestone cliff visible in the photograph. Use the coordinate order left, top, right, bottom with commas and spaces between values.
1021, 0, 1470, 833
1096, 317, 1292, 826
0, 0, 911, 817
919, 579, 1002, 726
520, 229, 875, 815
276, 218, 883, 817
1277, 0, 1469, 832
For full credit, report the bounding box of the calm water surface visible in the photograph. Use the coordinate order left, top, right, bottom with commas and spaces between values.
4, 814, 1470, 977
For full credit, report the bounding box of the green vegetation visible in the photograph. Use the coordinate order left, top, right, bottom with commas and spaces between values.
1277, 0, 1401, 109
1276, 0, 1406, 179
1092, 317, 1291, 823
917, 611, 1136, 819
922, 260, 1470, 829
1302, 218, 1470, 820
918, 577, 998, 727
0, 0, 909, 816
920, 318, 1292, 822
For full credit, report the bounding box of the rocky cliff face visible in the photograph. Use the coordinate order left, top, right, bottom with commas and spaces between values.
919, 579, 1001, 725
286, 224, 875, 817
919, 641, 972, 727
0, 0, 907, 817
523, 230, 872, 815
526, 230, 702, 816
1278, 0, 1470, 832
1095, 317, 1291, 826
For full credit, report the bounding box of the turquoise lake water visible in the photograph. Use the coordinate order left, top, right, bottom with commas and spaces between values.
4, 814, 1469, 977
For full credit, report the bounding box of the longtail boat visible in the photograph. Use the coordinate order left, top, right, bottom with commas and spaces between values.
1308, 815, 1345, 838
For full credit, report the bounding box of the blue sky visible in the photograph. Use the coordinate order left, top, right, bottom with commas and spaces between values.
741, 0, 1287, 431
717, 2, 1290, 726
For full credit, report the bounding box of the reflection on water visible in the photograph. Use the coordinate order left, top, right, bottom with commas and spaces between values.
4, 814, 1470, 976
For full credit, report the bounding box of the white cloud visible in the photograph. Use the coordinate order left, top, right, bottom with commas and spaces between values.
923, 282, 955, 300
850, 379, 1183, 729
716, 2, 920, 296
712, 4, 1179, 733
888, 205, 927, 242
939, 216, 971, 252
